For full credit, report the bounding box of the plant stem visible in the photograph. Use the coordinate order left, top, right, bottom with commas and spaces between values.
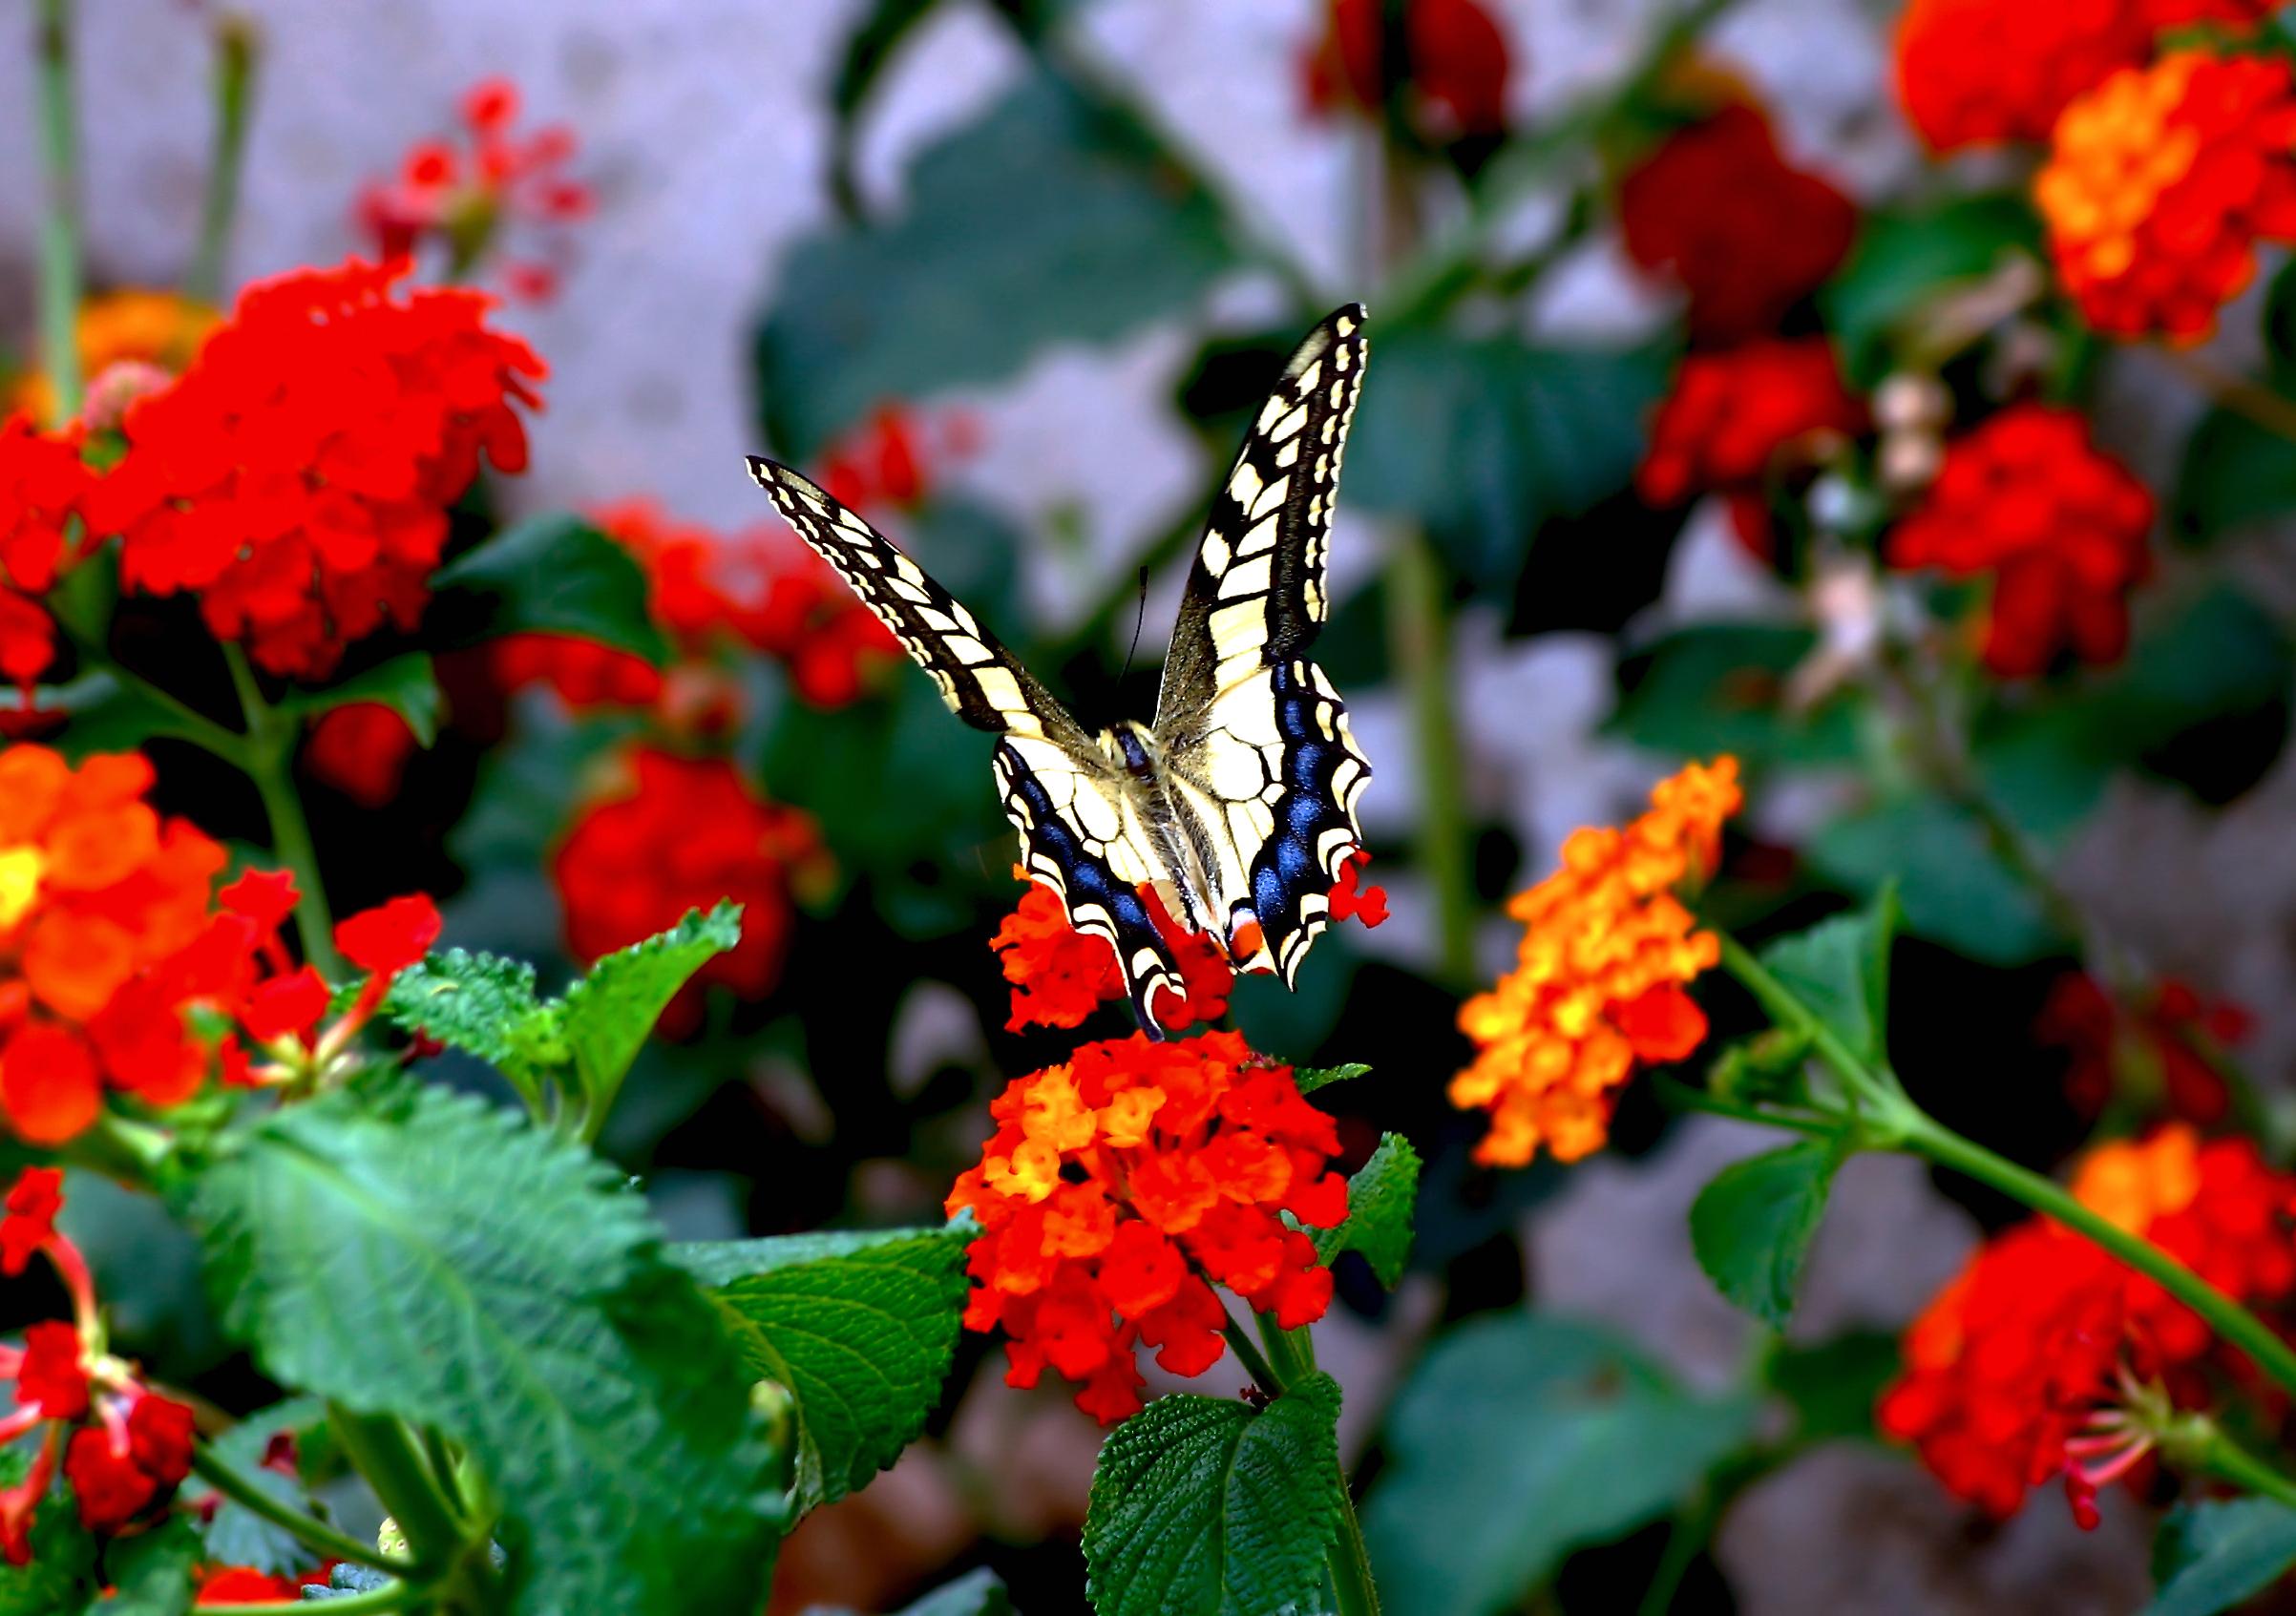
32, 0, 84, 427
1221, 1314, 1285, 1396
187, 12, 257, 307
191, 1441, 402, 1572
1389, 530, 1476, 988
223, 644, 342, 977
2160, 346, 2296, 446
326, 1406, 468, 1579
198, 1585, 415, 1616
2173, 1417, 2296, 1511
1717, 936, 1905, 1116
1328, 1488, 1382, 1616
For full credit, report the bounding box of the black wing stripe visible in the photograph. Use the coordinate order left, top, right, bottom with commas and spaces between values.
1248, 661, 1371, 985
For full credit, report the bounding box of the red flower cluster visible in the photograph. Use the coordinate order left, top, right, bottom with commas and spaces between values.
1895, 0, 2280, 152
82, 258, 544, 679
989, 852, 1388, 1036
358, 77, 592, 303
303, 701, 428, 810
0, 415, 94, 706
552, 747, 827, 1033
1885, 404, 2152, 677
0, 1168, 199, 1563
946, 1031, 1348, 1422
196, 1566, 324, 1606
1619, 103, 1857, 345
2037, 50, 2296, 342
2041, 972, 2252, 1123
1881, 1126, 2296, 1525
1302, 0, 1513, 140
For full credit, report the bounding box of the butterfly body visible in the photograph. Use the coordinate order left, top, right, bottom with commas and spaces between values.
748, 304, 1372, 1036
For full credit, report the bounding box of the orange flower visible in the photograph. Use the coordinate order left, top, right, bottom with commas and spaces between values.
7, 290, 218, 427
947, 1031, 1348, 1422
1450, 758, 1740, 1166
2037, 50, 2296, 342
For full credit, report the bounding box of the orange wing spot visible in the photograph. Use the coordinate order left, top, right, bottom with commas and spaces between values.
1229, 920, 1264, 961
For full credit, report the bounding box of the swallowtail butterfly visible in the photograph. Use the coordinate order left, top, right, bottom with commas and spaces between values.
747, 304, 1372, 1037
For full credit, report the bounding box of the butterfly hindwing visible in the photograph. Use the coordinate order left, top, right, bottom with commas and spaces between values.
1154, 305, 1372, 983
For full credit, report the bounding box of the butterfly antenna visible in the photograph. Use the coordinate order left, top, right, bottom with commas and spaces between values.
1118, 566, 1151, 689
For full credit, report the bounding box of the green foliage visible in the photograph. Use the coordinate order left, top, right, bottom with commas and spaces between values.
673, 1225, 972, 1514
276, 653, 442, 746
560, 903, 746, 1114
429, 513, 671, 664
1083, 1374, 1344, 1616
92, 1518, 200, 1616
1314, 1132, 1420, 1287
1808, 793, 2058, 966
894, 1568, 1016, 1616
1364, 1313, 1754, 1616
1608, 624, 1859, 768
178, 1081, 781, 1615
1822, 193, 2040, 385
379, 949, 556, 1079
1757, 890, 1897, 1067
1344, 329, 1667, 588
199, 1397, 332, 1575
754, 66, 1241, 461
0, 1450, 96, 1613
2148, 1499, 2296, 1616
1765, 1332, 1903, 1445
2172, 407, 2296, 547
5, 672, 219, 759
1294, 1061, 1371, 1096
1689, 1140, 1843, 1329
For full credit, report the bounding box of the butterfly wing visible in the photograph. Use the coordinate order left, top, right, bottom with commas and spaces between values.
745, 456, 1187, 1030
1152, 305, 1372, 986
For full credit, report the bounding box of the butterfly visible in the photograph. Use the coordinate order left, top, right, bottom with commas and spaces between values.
746, 304, 1372, 1037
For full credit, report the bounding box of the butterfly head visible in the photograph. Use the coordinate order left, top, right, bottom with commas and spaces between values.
1100, 722, 1160, 782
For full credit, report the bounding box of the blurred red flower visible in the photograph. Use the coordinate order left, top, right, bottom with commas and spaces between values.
82, 258, 544, 680
0, 414, 95, 703
1885, 404, 2152, 678
1618, 103, 1856, 345
1302, 0, 1512, 139
2040, 972, 2251, 1123
947, 1030, 1348, 1422
304, 701, 423, 808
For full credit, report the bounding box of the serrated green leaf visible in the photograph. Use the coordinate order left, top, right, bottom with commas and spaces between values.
429, 513, 670, 663
1294, 1062, 1370, 1096
179, 1081, 780, 1615
1084, 1374, 1344, 1616
198, 1397, 331, 1576
376, 948, 561, 1092
1757, 889, 1897, 1066
2149, 1498, 2296, 1616
560, 903, 742, 1111
754, 67, 1240, 461
1689, 1140, 1843, 1329
674, 1225, 970, 1513
94, 1516, 199, 1615
1315, 1133, 1420, 1288
0, 1451, 96, 1613
1364, 1313, 1755, 1616
277, 654, 442, 746
1608, 624, 1858, 768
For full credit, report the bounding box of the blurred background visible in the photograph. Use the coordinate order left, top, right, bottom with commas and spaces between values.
5, 2, 2294, 1612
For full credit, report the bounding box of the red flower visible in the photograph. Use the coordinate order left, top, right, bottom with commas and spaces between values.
16, 1322, 89, 1422
1619, 103, 1856, 344
1885, 404, 2151, 677
1636, 340, 1861, 512
81, 258, 544, 680
64, 1394, 195, 1534
552, 748, 827, 1033
197, 1567, 312, 1605
2040, 973, 2249, 1123
0, 1167, 62, 1278
1302, 0, 1513, 139
820, 409, 931, 513
335, 895, 442, 976
947, 1031, 1347, 1422
0, 414, 94, 703
304, 703, 421, 808
483, 634, 663, 713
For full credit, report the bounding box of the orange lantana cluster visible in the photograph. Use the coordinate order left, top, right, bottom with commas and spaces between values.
947, 1030, 1349, 1422
2037, 50, 2296, 342
1451, 758, 1741, 1166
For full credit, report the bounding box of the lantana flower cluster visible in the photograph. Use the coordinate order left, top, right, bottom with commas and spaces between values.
0, 415, 95, 707
2040, 971, 2252, 1123
1301, 0, 1514, 142
947, 1030, 1349, 1422
1451, 758, 1740, 1166
1881, 1125, 2296, 1527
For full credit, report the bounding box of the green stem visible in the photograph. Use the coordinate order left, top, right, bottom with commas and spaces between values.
1648, 1074, 1842, 1141
32, 0, 84, 426
1226, 1315, 1380, 1615
224, 645, 341, 977
67, 1112, 171, 1186
1389, 530, 1475, 988
1717, 935, 1906, 1117
198, 1585, 415, 1616
190, 1442, 402, 1573
2174, 1417, 2296, 1511
1222, 1314, 1285, 1397
1328, 1488, 1381, 1616
186, 13, 256, 307
326, 1406, 467, 1578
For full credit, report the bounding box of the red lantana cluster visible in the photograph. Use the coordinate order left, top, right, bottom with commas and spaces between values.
947, 1031, 1348, 1422
82, 258, 544, 679
358, 77, 592, 303
1894, 0, 2279, 152
1302, 0, 1513, 141
552, 747, 828, 1033
1881, 1125, 2296, 1526
0, 415, 95, 707
195, 1566, 326, 1606
1885, 404, 2152, 677
0, 1168, 199, 1563
2037, 50, 2296, 342
2040, 972, 2252, 1124
1619, 102, 1857, 346
989, 852, 1388, 1036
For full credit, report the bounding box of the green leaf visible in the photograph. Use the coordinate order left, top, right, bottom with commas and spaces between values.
1293, 1061, 1371, 1096
198, 1397, 331, 1576
2263, 257, 2296, 388
673, 1224, 971, 1513
375, 947, 559, 1086
1808, 792, 2060, 966
429, 513, 670, 663
1689, 1140, 1843, 1329
2171, 407, 2296, 547
1364, 1313, 1755, 1616
179, 1081, 780, 1615
895, 1567, 1014, 1616
753, 66, 1241, 461
559, 903, 743, 1109
276, 653, 442, 746
5, 673, 221, 759
1345, 329, 1666, 588
1822, 193, 2041, 386
93, 1517, 200, 1615
1766, 1331, 1902, 1445
1314, 1132, 1420, 1288
1084, 1374, 1344, 1616
2149, 1498, 2296, 1616
0, 1450, 96, 1612
1608, 624, 1859, 769
1757, 889, 1898, 1066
